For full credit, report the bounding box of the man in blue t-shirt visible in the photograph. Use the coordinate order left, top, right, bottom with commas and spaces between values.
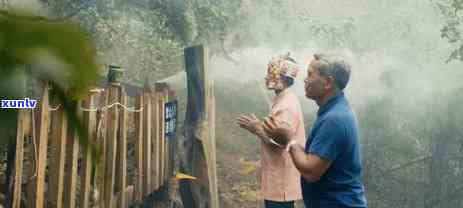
263, 54, 367, 208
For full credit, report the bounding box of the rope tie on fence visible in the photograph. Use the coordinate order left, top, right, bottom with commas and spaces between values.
48, 104, 61, 111
100, 102, 143, 112
80, 102, 143, 112
80, 106, 98, 112
30, 108, 38, 180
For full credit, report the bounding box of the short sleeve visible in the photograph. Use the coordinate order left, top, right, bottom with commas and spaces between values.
308, 118, 346, 161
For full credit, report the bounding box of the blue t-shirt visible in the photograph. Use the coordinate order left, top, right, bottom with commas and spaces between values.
302, 91, 367, 208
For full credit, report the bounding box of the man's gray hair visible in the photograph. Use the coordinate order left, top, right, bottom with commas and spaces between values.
310, 53, 351, 90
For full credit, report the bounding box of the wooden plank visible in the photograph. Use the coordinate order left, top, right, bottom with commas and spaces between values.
48, 108, 68, 208
29, 82, 51, 208
12, 110, 27, 208
26, 110, 37, 208
96, 89, 108, 208
153, 83, 166, 190
151, 89, 160, 191
159, 87, 166, 187
142, 85, 152, 196
116, 90, 128, 208
133, 94, 144, 203
103, 85, 120, 208
207, 80, 219, 208
63, 101, 82, 208
163, 87, 170, 184
167, 90, 181, 208
80, 93, 97, 208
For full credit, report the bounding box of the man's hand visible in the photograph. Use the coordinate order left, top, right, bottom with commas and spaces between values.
236, 114, 265, 137
262, 114, 295, 146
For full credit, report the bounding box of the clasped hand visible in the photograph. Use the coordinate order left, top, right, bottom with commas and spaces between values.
236, 113, 295, 146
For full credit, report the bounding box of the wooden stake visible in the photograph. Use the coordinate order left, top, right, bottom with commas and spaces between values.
48, 108, 68, 208
151, 90, 160, 191
134, 94, 144, 203
80, 93, 97, 208
29, 82, 51, 208
63, 101, 82, 208
12, 110, 27, 208
142, 84, 152, 197
116, 90, 128, 208
96, 89, 108, 208
163, 87, 170, 185
103, 85, 120, 208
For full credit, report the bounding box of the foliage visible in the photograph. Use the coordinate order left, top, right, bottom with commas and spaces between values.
302, 17, 357, 49
156, 0, 245, 60
432, 0, 463, 62
76, 4, 183, 84
0, 10, 98, 96
35, 0, 246, 83
0, 10, 99, 155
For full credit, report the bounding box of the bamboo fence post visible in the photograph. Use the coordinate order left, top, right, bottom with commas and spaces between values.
134, 93, 144, 203
116, 89, 128, 208
161, 83, 168, 188
103, 84, 121, 208
81, 92, 98, 208
12, 110, 27, 208
142, 82, 152, 197
63, 101, 82, 208
48, 106, 68, 208
162, 86, 170, 185
96, 88, 108, 208
152, 88, 160, 191
28, 82, 51, 208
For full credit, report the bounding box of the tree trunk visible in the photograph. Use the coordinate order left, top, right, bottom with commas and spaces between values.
180, 45, 219, 208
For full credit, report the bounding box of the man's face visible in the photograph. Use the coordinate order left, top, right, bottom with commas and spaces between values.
304, 65, 329, 100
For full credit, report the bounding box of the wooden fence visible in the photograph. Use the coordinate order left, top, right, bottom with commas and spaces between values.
10, 80, 178, 208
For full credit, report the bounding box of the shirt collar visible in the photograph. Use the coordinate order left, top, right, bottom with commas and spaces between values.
317, 91, 345, 116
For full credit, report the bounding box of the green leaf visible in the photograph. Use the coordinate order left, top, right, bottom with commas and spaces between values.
0, 10, 100, 158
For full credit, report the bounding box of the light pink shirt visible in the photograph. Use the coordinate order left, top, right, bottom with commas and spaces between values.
260, 89, 306, 202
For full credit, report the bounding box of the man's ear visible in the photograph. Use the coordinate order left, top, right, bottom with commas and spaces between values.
321, 76, 332, 90
325, 75, 336, 90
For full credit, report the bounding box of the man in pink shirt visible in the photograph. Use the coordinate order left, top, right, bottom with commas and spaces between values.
237, 54, 306, 208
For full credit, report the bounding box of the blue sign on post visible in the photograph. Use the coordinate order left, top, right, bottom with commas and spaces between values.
165, 101, 177, 139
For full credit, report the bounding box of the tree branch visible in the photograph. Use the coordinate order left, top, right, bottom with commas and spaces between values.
381, 153, 463, 175
381, 154, 432, 174
219, 37, 239, 66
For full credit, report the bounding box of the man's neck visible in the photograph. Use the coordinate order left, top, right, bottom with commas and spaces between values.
316, 90, 338, 107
